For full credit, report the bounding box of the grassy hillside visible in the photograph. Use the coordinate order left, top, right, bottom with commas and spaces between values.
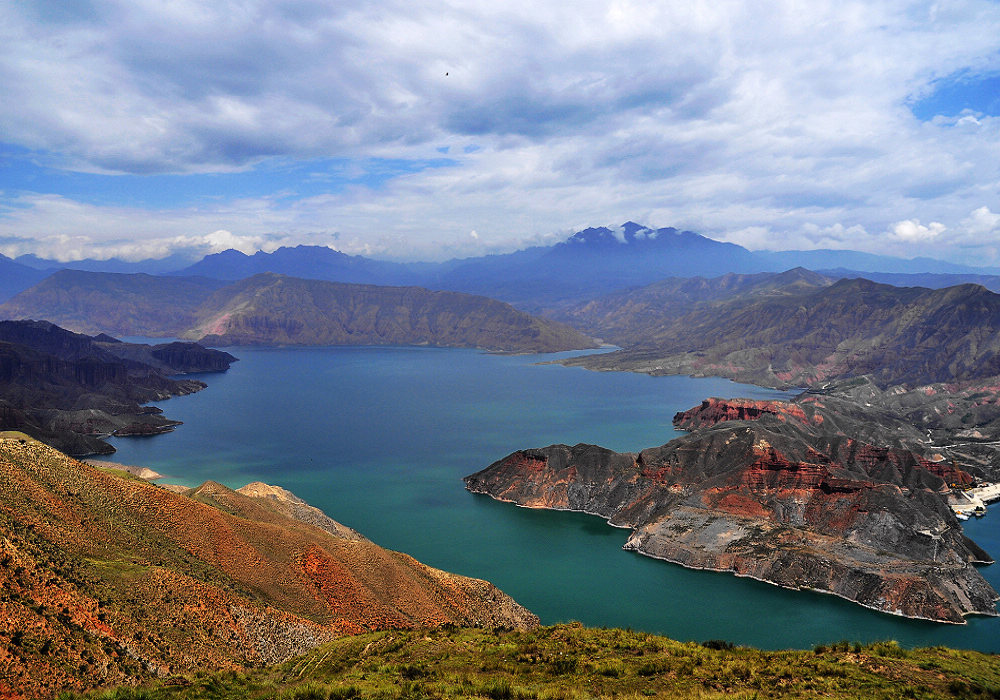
58, 624, 1000, 700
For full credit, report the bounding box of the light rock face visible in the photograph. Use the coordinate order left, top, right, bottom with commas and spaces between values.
236, 481, 368, 542
465, 397, 999, 624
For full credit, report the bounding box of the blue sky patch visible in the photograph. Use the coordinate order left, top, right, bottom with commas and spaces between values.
910, 71, 1000, 121
0, 144, 457, 209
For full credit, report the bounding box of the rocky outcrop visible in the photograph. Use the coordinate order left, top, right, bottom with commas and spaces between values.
465, 395, 999, 624
0, 435, 537, 698
236, 482, 367, 542
674, 397, 815, 431
101, 340, 237, 374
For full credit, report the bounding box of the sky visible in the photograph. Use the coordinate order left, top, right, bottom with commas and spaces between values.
1, 1, 999, 265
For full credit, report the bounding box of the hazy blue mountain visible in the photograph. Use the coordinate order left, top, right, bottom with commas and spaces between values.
15, 253, 196, 275
429, 222, 759, 308
167, 223, 1000, 310
173, 245, 426, 286
0, 254, 50, 303
25, 222, 1000, 310
754, 249, 1000, 275
0, 270, 230, 336
167, 224, 757, 308
818, 268, 1000, 293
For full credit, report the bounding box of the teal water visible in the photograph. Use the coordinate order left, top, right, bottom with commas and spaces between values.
106, 346, 1000, 651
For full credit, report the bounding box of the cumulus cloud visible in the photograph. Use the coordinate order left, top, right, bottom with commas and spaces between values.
0, 194, 345, 262
962, 206, 1000, 236
202, 230, 267, 255
889, 219, 947, 242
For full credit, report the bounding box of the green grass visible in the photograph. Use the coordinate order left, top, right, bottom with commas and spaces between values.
54, 623, 1000, 700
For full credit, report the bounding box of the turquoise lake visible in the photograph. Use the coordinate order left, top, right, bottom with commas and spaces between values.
105, 346, 1000, 651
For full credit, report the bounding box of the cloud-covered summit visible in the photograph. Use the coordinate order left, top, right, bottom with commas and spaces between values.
1, 1, 999, 264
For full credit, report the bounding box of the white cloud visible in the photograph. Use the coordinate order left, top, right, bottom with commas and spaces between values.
0, 1, 999, 264
962, 206, 1000, 236
202, 230, 267, 255
889, 219, 947, 242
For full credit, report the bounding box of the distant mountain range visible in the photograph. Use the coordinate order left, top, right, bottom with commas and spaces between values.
14, 251, 197, 275
168, 223, 1000, 308
175, 245, 428, 286
0, 254, 49, 303
7, 222, 1000, 308
0, 271, 596, 352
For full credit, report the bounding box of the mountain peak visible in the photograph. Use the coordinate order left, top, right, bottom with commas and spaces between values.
562, 223, 706, 249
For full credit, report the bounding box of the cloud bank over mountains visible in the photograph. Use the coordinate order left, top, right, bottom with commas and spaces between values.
1, 1, 999, 263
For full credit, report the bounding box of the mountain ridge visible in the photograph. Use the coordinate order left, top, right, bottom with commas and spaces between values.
561, 273, 1000, 388
0, 271, 597, 352
8, 223, 1000, 308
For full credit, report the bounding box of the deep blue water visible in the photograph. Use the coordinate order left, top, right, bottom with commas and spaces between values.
106, 346, 1000, 651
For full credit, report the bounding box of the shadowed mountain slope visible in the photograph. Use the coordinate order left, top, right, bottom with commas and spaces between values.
0, 435, 537, 699
1, 272, 596, 352
0, 320, 235, 455
557, 268, 833, 342
0, 269, 229, 337
0, 255, 49, 304
563, 275, 1000, 388
187, 273, 595, 350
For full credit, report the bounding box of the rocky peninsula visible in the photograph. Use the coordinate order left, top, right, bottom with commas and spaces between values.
0, 320, 236, 455
466, 391, 1000, 624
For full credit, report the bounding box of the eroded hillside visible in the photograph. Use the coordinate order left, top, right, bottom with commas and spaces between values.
0, 434, 536, 699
